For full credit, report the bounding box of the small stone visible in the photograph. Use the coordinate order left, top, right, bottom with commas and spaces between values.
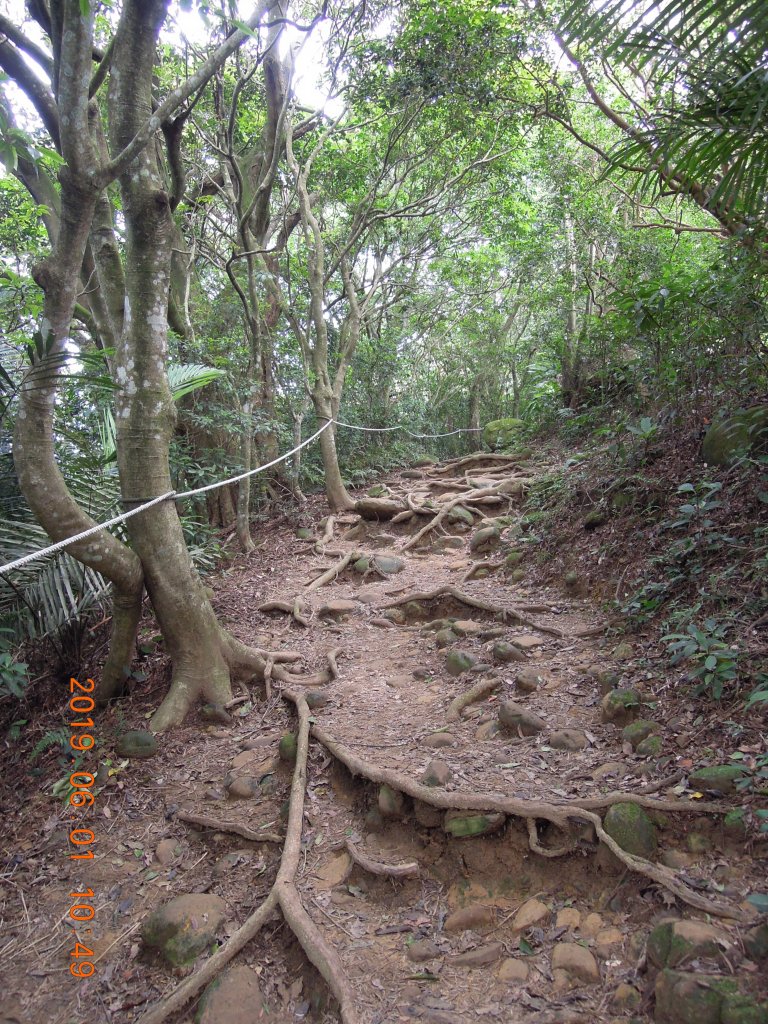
603, 803, 657, 858
475, 720, 501, 740
421, 760, 451, 787
443, 811, 505, 838
470, 525, 501, 552
516, 668, 543, 692
611, 642, 634, 662
592, 761, 627, 782
226, 777, 258, 799
306, 690, 329, 710
601, 688, 642, 726
508, 635, 543, 650
498, 958, 529, 983
595, 927, 624, 954
154, 838, 182, 865
551, 942, 600, 984
581, 913, 603, 937
492, 641, 526, 664
505, 551, 525, 567
453, 942, 504, 967
689, 764, 746, 795
197, 965, 269, 1024
436, 628, 458, 649
278, 732, 297, 762
142, 894, 227, 966
549, 729, 588, 751
611, 984, 641, 1010
380, 609, 405, 625
407, 939, 441, 962
622, 720, 659, 749
444, 904, 494, 932
453, 619, 484, 636
509, 568, 526, 583
660, 850, 693, 869
115, 730, 158, 759
374, 555, 405, 575
686, 832, 713, 855
422, 732, 456, 748
378, 785, 405, 818
352, 556, 370, 573
556, 908, 581, 931
498, 700, 546, 735
318, 599, 359, 620
744, 922, 768, 962
512, 898, 550, 932
445, 650, 478, 675
637, 735, 663, 757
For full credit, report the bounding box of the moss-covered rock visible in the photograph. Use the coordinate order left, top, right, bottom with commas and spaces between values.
744, 922, 768, 963
505, 550, 525, 567
637, 734, 662, 757
444, 810, 505, 837
689, 764, 746, 794
721, 995, 768, 1024
413, 456, 436, 467
445, 650, 478, 676
115, 730, 158, 759
483, 417, 525, 450
470, 525, 502, 552
278, 732, 297, 763
295, 527, 313, 540
374, 554, 405, 575
701, 405, 768, 466
647, 919, 723, 969
603, 802, 657, 858
436, 627, 458, 649
378, 784, 405, 818
622, 719, 659, 749
654, 970, 730, 1024
142, 894, 227, 967
352, 555, 370, 573
448, 505, 475, 526
601, 688, 642, 726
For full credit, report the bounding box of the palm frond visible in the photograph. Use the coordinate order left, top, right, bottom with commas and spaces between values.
167, 363, 226, 401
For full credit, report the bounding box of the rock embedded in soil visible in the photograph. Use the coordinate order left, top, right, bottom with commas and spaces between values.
689, 764, 746, 794
498, 958, 529, 983
445, 650, 478, 675
226, 776, 259, 799
318, 599, 359, 620
660, 850, 693, 870
115, 730, 158, 759
603, 802, 657, 858
420, 760, 451, 787
622, 719, 659, 748
436, 627, 458, 649
611, 984, 641, 1011
686, 832, 713, 855
637, 734, 662, 756
378, 784, 406, 818
142, 893, 227, 967
407, 939, 441, 962
512, 897, 550, 932
154, 838, 182, 865
653, 970, 760, 1024
469, 525, 501, 552
278, 732, 297, 762
551, 942, 600, 985
374, 554, 405, 575
611, 642, 634, 662
475, 720, 501, 740
444, 904, 494, 932
516, 667, 544, 692
448, 505, 475, 526
745, 923, 768, 963
305, 690, 329, 709
647, 919, 725, 969
556, 908, 581, 931
601, 688, 642, 726
492, 640, 526, 664
549, 729, 588, 751
453, 942, 504, 967
422, 732, 456, 748
498, 699, 546, 736
197, 965, 282, 1024
443, 810, 505, 838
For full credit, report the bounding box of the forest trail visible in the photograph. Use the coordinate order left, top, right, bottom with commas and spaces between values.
4, 452, 767, 1024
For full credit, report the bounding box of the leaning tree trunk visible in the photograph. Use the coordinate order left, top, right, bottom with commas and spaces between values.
312, 385, 354, 511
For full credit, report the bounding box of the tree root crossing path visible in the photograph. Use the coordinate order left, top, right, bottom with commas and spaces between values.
16, 452, 765, 1024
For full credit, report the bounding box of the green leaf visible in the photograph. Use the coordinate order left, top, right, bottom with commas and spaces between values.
746, 893, 768, 913
80, 0, 90, 13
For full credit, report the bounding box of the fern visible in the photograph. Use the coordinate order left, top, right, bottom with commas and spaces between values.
30, 727, 69, 761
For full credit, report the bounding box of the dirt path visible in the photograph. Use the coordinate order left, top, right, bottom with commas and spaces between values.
2, 454, 766, 1024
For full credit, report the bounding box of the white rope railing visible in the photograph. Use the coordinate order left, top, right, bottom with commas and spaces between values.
0, 417, 484, 575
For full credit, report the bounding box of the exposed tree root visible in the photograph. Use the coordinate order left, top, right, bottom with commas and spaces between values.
306, 550, 359, 593
343, 839, 420, 879
446, 676, 501, 720
527, 818, 576, 858
259, 550, 361, 627
309, 724, 747, 922
431, 452, 522, 475
378, 585, 564, 637
315, 515, 337, 552
137, 690, 360, 1024
462, 559, 506, 582
174, 810, 283, 844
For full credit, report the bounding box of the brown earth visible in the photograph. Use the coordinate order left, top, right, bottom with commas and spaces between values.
1, 451, 766, 1024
